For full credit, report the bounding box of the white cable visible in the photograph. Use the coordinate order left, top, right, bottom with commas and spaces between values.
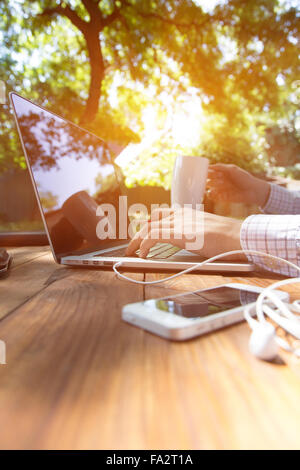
263, 291, 297, 320
113, 248, 300, 357
291, 300, 300, 312
113, 249, 300, 285
255, 277, 300, 326
243, 303, 258, 327
250, 276, 300, 357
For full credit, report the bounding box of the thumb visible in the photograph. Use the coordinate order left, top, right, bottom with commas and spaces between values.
209, 164, 237, 173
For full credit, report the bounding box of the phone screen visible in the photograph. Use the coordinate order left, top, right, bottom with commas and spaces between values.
153, 287, 259, 319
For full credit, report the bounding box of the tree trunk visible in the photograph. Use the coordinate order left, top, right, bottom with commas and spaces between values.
80, 32, 104, 125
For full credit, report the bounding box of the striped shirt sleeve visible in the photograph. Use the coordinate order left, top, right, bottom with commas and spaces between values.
263, 183, 300, 215
240, 214, 300, 277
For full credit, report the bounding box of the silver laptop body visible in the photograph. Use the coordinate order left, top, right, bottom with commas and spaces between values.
10, 92, 254, 273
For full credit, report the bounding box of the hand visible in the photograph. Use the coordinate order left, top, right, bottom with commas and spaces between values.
207, 164, 270, 207
126, 207, 246, 260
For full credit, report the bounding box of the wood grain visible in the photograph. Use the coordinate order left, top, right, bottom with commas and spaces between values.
1, 248, 300, 449
0, 248, 62, 320
8, 246, 50, 269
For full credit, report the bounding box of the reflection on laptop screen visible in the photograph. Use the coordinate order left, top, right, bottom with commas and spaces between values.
11, 93, 123, 260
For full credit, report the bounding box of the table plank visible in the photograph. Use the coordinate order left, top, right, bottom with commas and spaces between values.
0, 264, 144, 450
1, 249, 300, 449
143, 270, 300, 309
0, 249, 64, 320
141, 271, 300, 449
143, 271, 286, 298
8, 246, 50, 269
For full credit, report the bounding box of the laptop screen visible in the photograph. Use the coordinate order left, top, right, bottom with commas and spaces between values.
10, 93, 125, 261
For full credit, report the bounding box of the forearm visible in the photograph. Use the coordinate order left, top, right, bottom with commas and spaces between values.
252, 178, 271, 207
240, 214, 300, 277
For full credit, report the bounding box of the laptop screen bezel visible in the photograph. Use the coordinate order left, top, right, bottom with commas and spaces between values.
9, 92, 130, 263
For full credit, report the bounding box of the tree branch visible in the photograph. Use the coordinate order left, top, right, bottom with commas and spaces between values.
117, 14, 137, 77
102, 1, 122, 28
40, 3, 88, 34
121, 0, 211, 32
81, 0, 103, 23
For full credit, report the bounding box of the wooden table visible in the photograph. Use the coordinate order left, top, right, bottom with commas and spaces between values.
1, 246, 300, 450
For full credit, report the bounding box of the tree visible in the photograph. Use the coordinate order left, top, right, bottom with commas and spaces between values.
23, 0, 219, 124
266, 124, 300, 167
31, 0, 299, 125
0, 0, 299, 179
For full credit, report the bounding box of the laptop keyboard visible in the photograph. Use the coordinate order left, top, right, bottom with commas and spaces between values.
96, 243, 181, 260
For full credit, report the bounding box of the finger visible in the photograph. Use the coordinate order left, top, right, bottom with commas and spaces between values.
208, 187, 236, 202
206, 188, 220, 201
209, 164, 236, 173
206, 187, 229, 201
206, 182, 230, 196
139, 229, 174, 258
126, 223, 151, 255
207, 174, 224, 183
208, 167, 224, 175
150, 207, 174, 222
126, 237, 143, 256
126, 217, 174, 255
139, 233, 162, 258
207, 171, 227, 183
206, 178, 227, 188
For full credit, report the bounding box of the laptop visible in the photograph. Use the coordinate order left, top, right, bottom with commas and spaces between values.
10, 92, 255, 273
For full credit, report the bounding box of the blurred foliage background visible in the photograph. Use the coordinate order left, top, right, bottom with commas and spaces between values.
0, 0, 299, 192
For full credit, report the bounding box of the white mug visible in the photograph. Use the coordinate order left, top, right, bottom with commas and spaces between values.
171, 155, 209, 208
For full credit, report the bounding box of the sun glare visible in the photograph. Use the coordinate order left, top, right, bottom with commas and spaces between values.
115, 95, 209, 169
110, 70, 210, 169
139, 92, 209, 150
170, 98, 207, 147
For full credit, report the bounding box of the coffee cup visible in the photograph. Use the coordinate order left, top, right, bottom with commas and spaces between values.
171, 155, 209, 208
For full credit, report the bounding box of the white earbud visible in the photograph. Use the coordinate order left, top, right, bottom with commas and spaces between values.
243, 303, 280, 361
248, 321, 279, 361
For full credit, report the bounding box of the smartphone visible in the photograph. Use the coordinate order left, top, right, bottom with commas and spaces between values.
122, 283, 289, 340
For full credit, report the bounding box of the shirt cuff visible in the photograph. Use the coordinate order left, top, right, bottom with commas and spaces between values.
262, 183, 295, 214
240, 214, 300, 277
